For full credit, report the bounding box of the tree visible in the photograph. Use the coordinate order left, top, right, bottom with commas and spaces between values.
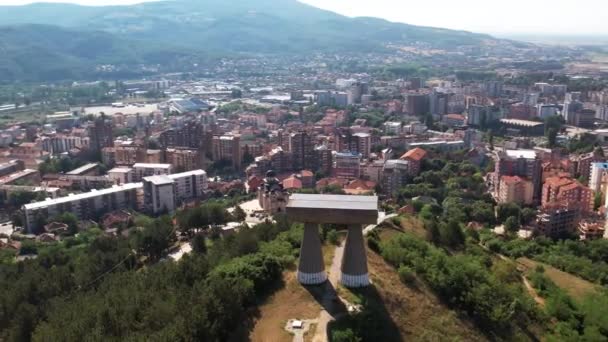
424, 113, 434, 130
546, 127, 558, 147
497, 203, 521, 222
504, 216, 519, 232
332, 328, 362, 342
521, 207, 537, 225
133, 217, 175, 261
440, 220, 465, 248
594, 192, 603, 211
233, 206, 247, 222
327, 230, 339, 245
192, 233, 207, 254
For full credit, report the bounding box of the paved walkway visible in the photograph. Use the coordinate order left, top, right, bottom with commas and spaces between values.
363, 212, 396, 236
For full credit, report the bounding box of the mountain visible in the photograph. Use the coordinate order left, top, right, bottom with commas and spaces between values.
0, 0, 500, 81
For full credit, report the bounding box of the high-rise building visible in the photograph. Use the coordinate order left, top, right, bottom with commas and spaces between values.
89, 115, 113, 152
429, 90, 449, 117
573, 109, 596, 128
143, 170, 208, 215
483, 81, 503, 98
289, 132, 315, 171
382, 159, 410, 196
406, 93, 430, 116
589, 162, 608, 192
315, 145, 333, 176
212, 135, 242, 169
333, 152, 361, 178
495, 150, 543, 203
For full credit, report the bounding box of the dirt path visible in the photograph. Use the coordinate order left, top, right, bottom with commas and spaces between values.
310, 242, 345, 342
522, 275, 545, 307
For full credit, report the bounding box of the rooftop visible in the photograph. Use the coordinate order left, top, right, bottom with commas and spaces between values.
133, 163, 172, 169
505, 149, 537, 160
500, 119, 544, 127
401, 147, 427, 161
144, 175, 174, 185
23, 182, 143, 211
66, 163, 98, 175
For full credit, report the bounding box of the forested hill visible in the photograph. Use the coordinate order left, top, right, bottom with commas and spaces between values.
0, 0, 493, 52
0, 0, 511, 81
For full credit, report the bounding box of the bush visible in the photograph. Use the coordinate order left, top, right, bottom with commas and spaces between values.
398, 265, 416, 284
367, 236, 380, 253
327, 230, 340, 245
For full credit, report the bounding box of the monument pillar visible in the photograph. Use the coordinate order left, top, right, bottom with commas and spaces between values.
297, 222, 327, 285
340, 224, 370, 287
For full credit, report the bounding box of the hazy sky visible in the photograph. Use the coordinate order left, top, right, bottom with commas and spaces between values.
0, 0, 606, 35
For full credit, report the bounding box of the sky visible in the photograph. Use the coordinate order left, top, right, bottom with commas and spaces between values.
0, 0, 606, 36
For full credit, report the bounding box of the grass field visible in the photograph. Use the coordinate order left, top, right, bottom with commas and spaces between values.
517, 257, 600, 302
249, 271, 323, 342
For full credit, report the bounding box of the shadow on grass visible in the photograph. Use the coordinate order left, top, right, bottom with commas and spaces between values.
326, 285, 402, 342
234, 275, 287, 341
303, 281, 348, 318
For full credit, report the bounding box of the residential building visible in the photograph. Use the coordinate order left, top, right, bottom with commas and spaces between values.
429, 90, 449, 116
573, 109, 596, 128
542, 176, 593, 213
166, 148, 203, 172
383, 122, 402, 135
382, 159, 410, 196
212, 135, 242, 170
132, 163, 172, 181
333, 152, 360, 178
589, 162, 608, 192
406, 93, 429, 116
144, 170, 208, 215
108, 167, 134, 185
289, 132, 315, 171
442, 114, 466, 127
66, 163, 100, 176
88, 115, 114, 152
0, 160, 25, 178
400, 147, 427, 176
497, 175, 534, 205
535, 204, 580, 238
495, 149, 542, 203
23, 182, 142, 233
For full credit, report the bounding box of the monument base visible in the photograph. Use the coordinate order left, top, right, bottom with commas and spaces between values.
340, 273, 370, 287
298, 271, 327, 285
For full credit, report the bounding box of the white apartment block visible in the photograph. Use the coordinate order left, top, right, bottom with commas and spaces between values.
143, 170, 208, 215
23, 182, 142, 233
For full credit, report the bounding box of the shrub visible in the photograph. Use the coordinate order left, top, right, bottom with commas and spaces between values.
398, 265, 416, 284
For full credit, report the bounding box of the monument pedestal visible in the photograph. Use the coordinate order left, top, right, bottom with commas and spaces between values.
340, 224, 370, 287
297, 223, 327, 285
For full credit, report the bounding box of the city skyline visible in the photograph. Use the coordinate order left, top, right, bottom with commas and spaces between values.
0, 0, 606, 36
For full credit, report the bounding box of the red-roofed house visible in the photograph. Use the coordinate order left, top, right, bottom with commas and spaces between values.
343, 179, 376, 195
283, 176, 303, 190
400, 147, 427, 176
